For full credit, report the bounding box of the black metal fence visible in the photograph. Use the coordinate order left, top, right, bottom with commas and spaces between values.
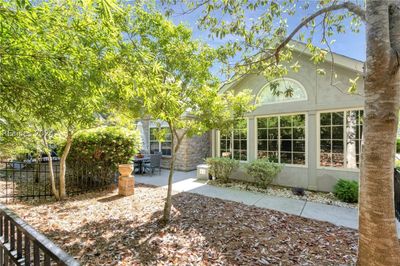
394, 168, 400, 222
0, 203, 79, 265
0, 161, 117, 202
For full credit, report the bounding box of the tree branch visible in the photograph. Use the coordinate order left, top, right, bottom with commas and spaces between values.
275, 2, 365, 58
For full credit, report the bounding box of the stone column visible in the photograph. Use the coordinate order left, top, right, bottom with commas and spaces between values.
118, 164, 135, 196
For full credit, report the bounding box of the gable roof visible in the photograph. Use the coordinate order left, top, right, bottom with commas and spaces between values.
219, 41, 365, 94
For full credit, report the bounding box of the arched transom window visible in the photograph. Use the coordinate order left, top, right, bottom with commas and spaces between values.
256, 78, 307, 105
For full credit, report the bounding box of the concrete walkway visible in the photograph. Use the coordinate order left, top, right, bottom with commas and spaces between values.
136, 170, 400, 236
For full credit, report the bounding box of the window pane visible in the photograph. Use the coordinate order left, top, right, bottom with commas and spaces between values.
150, 142, 159, 154
293, 153, 305, 165
332, 140, 344, 153
258, 129, 268, 139
241, 129, 247, 139
332, 126, 343, 139
293, 127, 305, 140
332, 112, 344, 125
258, 151, 268, 159
293, 141, 305, 152
320, 140, 331, 153
280, 152, 292, 164
292, 114, 305, 127
332, 153, 344, 167
234, 140, 240, 150
268, 140, 278, 151
281, 140, 292, 152
320, 126, 331, 140
357, 110, 364, 124
268, 128, 279, 139
256, 114, 306, 164
240, 151, 247, 161
280, 116, 292, 127
257, 79, 307, 105
320, 153, 332, 167
224, 118, 248, 161
280, 128, 292, 139
268, 117, 279, 128
258, 140, 267, 150
258, 118, 268, 128
150, 128, 157, 140
240, 140, 247, 150
319, 110, 362, 168
320, 113, 331, 126
233, 130, 240, 139
267, 152, 279, 162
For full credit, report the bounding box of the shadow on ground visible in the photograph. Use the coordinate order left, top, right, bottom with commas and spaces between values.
10, 184, 358, 265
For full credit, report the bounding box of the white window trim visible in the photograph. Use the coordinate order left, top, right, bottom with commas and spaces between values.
216, 118, 249, 162
148, 124, 172, 158
316, 108, 363, 172
254, 112, 308, 168
255, 78, 308, 106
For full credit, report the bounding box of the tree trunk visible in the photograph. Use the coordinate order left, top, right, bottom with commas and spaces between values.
34, 152, 41, 183
162, 127, 183, 224
346, 110, 357, 168
46, 153, 60, 200
42, 129, 60, 200
59, 131, 73, 200
358, 1, 400, 264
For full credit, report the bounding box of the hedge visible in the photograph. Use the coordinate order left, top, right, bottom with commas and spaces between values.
66, 126, 141, 170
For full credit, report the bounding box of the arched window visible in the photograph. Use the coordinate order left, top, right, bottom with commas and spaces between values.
256, 78, 307, 105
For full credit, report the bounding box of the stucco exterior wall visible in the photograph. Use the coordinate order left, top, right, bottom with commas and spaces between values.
213, 51, 364, 192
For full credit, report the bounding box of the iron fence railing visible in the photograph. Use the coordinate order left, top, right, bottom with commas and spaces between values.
0, 203, 79, 265
0, 161, 116, 202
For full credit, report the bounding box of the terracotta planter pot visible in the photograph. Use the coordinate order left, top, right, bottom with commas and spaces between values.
118, 164, 133, 177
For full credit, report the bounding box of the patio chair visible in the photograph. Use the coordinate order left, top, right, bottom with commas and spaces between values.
143, 153, 162, 175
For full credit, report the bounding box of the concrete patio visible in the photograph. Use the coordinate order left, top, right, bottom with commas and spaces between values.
135, 170, 400, 236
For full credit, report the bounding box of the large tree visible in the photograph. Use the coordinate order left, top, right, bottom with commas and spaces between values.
163, 0, 400, 264
115, 7, 254, 223
0, 0, 125, 199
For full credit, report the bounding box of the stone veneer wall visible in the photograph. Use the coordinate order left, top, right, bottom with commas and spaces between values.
139, 120, 210, 171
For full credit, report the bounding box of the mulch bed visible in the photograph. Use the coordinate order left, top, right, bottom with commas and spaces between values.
9, 184, 358, 265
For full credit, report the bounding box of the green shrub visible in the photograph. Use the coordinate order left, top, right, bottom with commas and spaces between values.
206, 157, 239, 183
333, 179, 359, 203
396, 160, 400, 170
66, 126, 141, 170
245, 159, 283, 188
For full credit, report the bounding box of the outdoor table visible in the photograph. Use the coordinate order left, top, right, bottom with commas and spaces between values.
133, 156, 150, 174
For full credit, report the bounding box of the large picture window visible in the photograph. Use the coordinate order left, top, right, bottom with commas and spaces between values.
219, 119, 248, 161
257, 114, 306, 165
149, 127, 172, 156
319, 110, 363, 168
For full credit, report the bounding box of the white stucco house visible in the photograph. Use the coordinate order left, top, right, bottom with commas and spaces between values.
140, 42, 366, 192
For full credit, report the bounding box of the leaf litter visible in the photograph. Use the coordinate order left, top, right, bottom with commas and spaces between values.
9, 183, 358, 265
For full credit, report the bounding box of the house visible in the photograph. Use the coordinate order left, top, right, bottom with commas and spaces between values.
137, 119, 211, 171
139, 42, 365, 192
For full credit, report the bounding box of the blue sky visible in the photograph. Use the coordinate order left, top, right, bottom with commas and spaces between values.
164, 2, 366, 78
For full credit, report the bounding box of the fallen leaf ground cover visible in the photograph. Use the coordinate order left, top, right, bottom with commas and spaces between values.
9, 184, 358, 265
